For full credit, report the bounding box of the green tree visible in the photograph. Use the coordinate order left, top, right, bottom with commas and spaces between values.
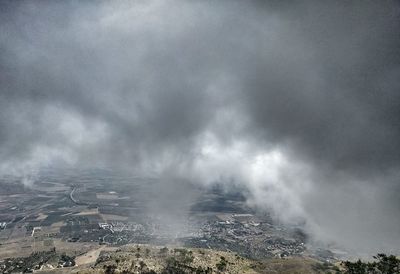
341, 253, 400, 274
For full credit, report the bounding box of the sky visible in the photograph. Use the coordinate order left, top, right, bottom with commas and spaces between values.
0, 1, 399, 254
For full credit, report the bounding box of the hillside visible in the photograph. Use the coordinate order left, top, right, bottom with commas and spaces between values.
26, 244, 337, 274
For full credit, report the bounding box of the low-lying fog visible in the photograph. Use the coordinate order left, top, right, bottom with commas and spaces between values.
0, 1, 399, 255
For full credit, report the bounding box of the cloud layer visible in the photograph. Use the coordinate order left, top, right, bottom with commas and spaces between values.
1, 1, 399, 253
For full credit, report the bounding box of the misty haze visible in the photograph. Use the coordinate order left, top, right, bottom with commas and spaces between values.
0, 1, 399, 273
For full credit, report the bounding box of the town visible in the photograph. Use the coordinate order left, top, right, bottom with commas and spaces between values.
0, 169, 336, 272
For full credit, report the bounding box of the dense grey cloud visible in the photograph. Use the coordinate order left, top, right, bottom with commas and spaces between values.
0, 1, 399, 254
